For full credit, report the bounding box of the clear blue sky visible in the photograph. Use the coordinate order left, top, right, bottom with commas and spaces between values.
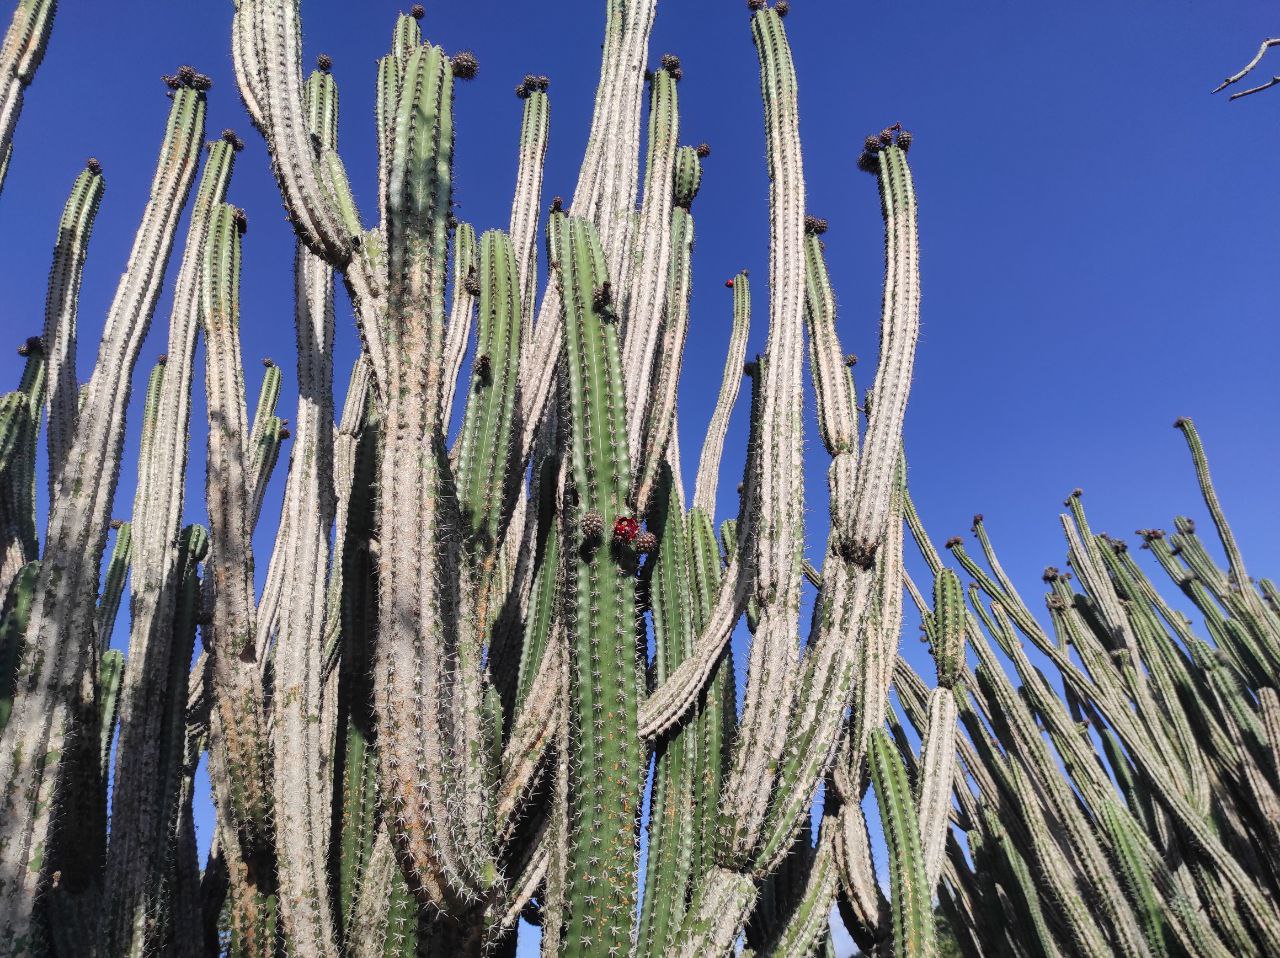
2, 2, 1277, 954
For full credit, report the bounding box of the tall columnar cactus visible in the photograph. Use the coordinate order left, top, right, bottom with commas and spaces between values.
0, 2, 1275, 957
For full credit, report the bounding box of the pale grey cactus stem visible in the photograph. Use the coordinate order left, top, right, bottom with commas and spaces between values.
915, 687, 958, 889
270, 236, 339, 956
700, 8, 810, 864
102, 135, 236, 958
510, 84, 548, 339
441, 222, 477, 423
691, 274, 750, 516
619, 67, 678, 456
0, 83, 204, 947
516, 0, 656, 467
233, 0, 389, 391
0, 0, 54, 194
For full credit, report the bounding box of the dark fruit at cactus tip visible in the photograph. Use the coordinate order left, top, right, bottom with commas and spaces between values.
748, 0, 765, 9
317, 53, 332, 71
776, 0, 790, 15
634, 531, 658, 555
661, 53, 681, 73
411, 3, 425, 18
696, 142, 712, 158
86, 157, 102, 174
452, 51, 479, 79
804, 215, 828, 235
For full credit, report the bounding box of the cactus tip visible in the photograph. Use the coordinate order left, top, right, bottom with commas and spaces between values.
661, 53, 682, 78
550, 196, 564, 213
945, 536, 963, 550
725, 278, 735, 289
110, 518, 124, 530
844, 353, 857, 367
86, 156, 102, 174
232, 207, 248, 235
696, 142, 712, 158
1173, 416, 1189, 429
262, 357, 275, 368
411, 3, 425, 18
156, 353, 168, 365
634, 531, 658, 555
775, 0, 790, 16
1042, 566, 1060, 582
748, 0, 765, 9
17, 336, 43, 356
316, 53, 333, 72
744, 359, 759, 377
221, 128, 245, 151
582, 511, 604, 540
592, 282, 613, 311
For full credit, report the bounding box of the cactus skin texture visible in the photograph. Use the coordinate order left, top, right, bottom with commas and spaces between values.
0, 3, 1276, 957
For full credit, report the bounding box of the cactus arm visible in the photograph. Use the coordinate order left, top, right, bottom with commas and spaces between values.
620, 63, 680, 455
802, 224, 857, 461
510, 82, 549, 338
94, 518, 130, 652
632, 146, 698, 514
0, 81, 204, 947
102, 137, 236, 957
95, 642, 124, 761
233, 0, 390, 391
0, 340, 46, 592
716, 7, 809, 864
552, 212, 644, 954
636, 465, 697, 957
516, 0, 656, 473
42, 161, 105, 497
451, 228, 525, 883
0, 0, 54, 197
753, 131, 922, 879
201, 201, 278, 922
692, 271, 750, 515
266, 65, 342, 958
0, 559, 37, 734
441, 221, 477, 423
374, 42, 496, 913
868, 727, 937, 958
1173, 418, 1254, 599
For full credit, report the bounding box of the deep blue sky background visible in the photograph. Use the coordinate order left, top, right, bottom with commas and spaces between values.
2, 2, 1278, 955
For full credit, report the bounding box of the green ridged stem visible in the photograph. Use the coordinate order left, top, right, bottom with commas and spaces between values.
97, 648, 125, 779
455, 229, 522, 555
554, 212, 642, 956
868, 727, 936, 958
0, 340, 44, 590
95, 520, 131, 652
637, 463, 696, 957
42, 162, 105, 505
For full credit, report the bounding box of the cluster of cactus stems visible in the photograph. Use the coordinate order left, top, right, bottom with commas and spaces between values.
0, 1, 1275, 956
